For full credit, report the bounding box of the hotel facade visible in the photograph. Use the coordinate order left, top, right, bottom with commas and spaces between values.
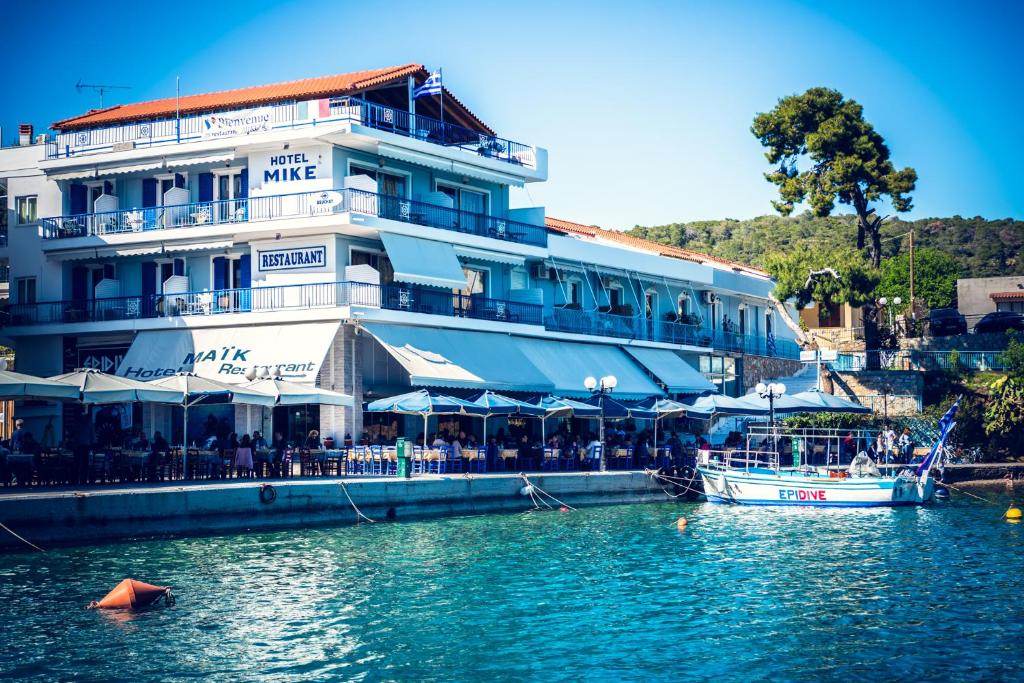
0, 64, 800, 443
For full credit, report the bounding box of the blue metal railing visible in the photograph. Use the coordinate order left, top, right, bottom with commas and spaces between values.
38, 186, 547, 247
544, 307, 799, 358
830, 350, 1007, 372
46, 97, 536, 168
0, 264, 8, 283
3, 281, 545, 328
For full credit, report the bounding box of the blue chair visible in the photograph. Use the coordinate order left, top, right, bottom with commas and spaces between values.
412, 445, 425, 474
384, 447, 398, 475
588, 445, 604, 471
541, 447, 558, 471
369, 445, 384, 475
471, 447, 488, 473
559, 447, 578, 471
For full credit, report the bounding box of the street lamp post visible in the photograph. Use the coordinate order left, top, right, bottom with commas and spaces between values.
756, 381, 786, 463
584, 374, 617, 472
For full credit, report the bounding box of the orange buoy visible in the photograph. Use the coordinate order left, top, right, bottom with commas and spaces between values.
559, 506, 570, 512
676, 517, 688, 531
89, 579, 174, 610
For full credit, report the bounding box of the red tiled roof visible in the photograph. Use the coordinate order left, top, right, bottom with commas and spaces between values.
53, 64, 493, 134
990, 291, 1024, 302
544, 216, 768, 277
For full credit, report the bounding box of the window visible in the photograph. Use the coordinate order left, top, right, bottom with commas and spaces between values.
16, 277, 37, 304
0, 180, 8, 232
351, 249, 395, 284
739, 306, 747, 335
818, 304, 841, 327
510, 267, 529, 290
608, 286, 622, 309
350, 164, 407, 198
438, 183, 487, 214
677, 294, 690, 319
16, 195, 37, 224
700, 354, 741, 397
458, 267, 487, 297
644, 291, 657, 319
566, 280, 582, 307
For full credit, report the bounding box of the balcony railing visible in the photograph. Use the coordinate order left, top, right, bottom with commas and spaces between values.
830, 349, 1007, 372
545, 306, 800, 359
38, 187, 548, 247
46, 97, 536, 169
0, 264, 9, 283
2, 281, 544, 328
330, 97, 536, 168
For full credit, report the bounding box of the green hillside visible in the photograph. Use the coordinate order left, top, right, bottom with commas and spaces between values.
627, 214, 1023, 278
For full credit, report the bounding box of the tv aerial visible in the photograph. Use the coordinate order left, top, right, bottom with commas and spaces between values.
75, 80, 131, 108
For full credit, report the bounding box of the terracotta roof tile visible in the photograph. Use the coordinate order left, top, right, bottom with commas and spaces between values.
544, 216, 768, 277
53, 64, 493, 134
990, 291, 1024, 302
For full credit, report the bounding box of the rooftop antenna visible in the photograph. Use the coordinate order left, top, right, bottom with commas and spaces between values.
75, 80, 131, 108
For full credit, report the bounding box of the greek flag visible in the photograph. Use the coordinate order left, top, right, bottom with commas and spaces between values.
915, 398, 960, 477
414, 71, 442, 98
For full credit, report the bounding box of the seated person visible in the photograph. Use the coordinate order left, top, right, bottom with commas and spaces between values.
151, 431, 169, 453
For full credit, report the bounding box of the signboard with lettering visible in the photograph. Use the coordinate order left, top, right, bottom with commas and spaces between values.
201, 107, 273, 140
256, 246, 327, 273
78, 347, 129, 374
250, 144, 330, 191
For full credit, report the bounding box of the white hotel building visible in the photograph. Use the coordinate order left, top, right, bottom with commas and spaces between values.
0, 64, 800, 443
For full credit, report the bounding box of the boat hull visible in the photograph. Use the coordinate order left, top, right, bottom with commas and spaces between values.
698, 467, 933, 507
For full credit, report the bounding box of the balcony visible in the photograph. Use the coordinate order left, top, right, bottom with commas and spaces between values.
545, 306, 800, 359
39, 187, 548, 248
46, 97, 537, 169
2, 281, 544, 329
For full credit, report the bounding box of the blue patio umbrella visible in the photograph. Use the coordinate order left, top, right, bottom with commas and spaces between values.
581, 395, 658, 420
682, 393, 767, 417
788, 390, 872, 414
634, 397, 706, 448
466, 390, 547, 443
366, 389, 488, 447
524, 394, 603, 418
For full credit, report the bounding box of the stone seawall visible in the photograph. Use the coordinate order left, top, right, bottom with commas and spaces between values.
0, 472, 666, 551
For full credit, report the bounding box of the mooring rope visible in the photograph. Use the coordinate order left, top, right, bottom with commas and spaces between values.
339, 482, 376, 523
520, 473, 577, 511
0, 520, 46, 553
644, 468, 703, 498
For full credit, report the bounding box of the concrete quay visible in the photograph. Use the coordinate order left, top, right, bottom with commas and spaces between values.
0, 472, 667, 551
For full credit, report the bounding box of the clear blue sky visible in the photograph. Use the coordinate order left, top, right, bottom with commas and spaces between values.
3, 0, 1021, 227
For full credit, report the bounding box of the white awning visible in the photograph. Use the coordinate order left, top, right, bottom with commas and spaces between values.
49, 169, 99, 182
622, 347, 716, 394
117, 322, 340, 384
97, 160, 166, 176
50, 240, 234, 261
454, 246, 526, 266
165, 153, 235, 169
380, 233, 467, 289
362, 323, 554, 392
515, 337, 663, 400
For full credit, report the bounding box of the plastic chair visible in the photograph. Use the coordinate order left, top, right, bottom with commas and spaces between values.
542, 447, 558, 471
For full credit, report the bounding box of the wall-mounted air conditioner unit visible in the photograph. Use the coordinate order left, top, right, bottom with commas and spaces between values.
530, 263, 551, 279
701, 290, 717, 305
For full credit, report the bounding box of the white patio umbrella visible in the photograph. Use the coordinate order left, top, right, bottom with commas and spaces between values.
49, 368, 185, 405
243, 377, 354, 406
0, 369, 81, 401
148, 373, 276, 477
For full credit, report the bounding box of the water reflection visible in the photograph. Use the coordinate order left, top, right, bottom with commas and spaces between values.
0, 496, 1022, 681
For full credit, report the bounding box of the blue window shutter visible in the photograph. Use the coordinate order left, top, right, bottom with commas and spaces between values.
142, 262, 157, 297
239, 254, 251, 288
71, 266, 88, 302
213, 257, 227, 290
173, 258, 185, 277
198, 173, 214, 202
103, 180, 114, 195
69, 183, 88, 215
142, 178, 157, 208
174, 173, 186, 189
239, 169, 248, 198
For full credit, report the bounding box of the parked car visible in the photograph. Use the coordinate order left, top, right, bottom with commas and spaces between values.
927, 308, 967, 337
973, 311, 1024, 335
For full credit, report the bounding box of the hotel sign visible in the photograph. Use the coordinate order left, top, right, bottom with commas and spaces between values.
201, 107, 272, 140
256, 245, 327, 272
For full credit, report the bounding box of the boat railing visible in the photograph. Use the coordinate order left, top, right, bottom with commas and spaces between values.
701, 448, 778, 473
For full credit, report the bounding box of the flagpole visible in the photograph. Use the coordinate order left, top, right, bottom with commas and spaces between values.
175, 75, 181, 143
439, 67, 444, 126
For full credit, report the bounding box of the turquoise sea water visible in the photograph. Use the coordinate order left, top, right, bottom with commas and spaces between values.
1, 495, 1023, 682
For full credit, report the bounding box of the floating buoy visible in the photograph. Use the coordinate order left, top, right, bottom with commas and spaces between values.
676, 517, 688, 531
88, 579, 175, 610
559, 505, 570, 512
519, 485, 535, 497
935, 486, 950, 500
1006, 504, 1023, 521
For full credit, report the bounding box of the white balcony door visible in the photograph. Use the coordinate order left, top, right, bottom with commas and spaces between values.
215, 171, 244, 222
